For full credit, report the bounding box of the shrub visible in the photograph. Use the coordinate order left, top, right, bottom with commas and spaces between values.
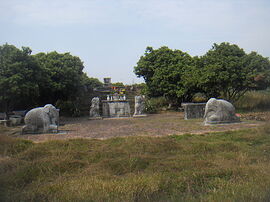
145, 97, 168, 113
192, 93, 208, 103
55, 100, 81, 117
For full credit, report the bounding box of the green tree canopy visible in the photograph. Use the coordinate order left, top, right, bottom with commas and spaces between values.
0, 44, 103, 116
199, 42, 270, 101
134, 43, 270, 104
134, 46, 195, 104
0, 44, 42, 112
34, 51, 85, 104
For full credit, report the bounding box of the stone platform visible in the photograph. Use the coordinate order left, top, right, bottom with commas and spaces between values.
181, 103, 206, 120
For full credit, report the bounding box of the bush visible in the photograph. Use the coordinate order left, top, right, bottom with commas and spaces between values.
55, 100, 81, 117
145, 97, 168, 113
192, 93, 208, 103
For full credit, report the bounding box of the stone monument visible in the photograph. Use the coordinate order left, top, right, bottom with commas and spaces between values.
22, 104, 59, 134
133, 95, 146, 117
102, 94, 131, 118
204, 98, 240, 124
89, 97, 101, 119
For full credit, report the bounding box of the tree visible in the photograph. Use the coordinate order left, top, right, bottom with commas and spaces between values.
82, 74, 103, 90
134, 46, 195, 104
34, 51, 85, 105
0, 44, 103, 116
199, 42, 270, 102
0, 44, 42, 113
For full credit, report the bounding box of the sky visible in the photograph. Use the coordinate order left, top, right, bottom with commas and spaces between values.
1, 0, 270, 84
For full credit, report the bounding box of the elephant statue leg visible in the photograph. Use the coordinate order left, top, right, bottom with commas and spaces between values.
49, 124, 58, 133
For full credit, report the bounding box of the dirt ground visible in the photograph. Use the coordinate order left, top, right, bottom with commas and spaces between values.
10, 112, 265, 143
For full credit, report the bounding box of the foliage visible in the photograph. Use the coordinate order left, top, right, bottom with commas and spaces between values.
145, 96, 168, 113
134, 43, 270, 105
55, 100, 81, 117
1, 127, 270, 201
65, 74, 103, 116
0, 44, 42, 112
112, 82, 125, 87
192, 92, 208, 103
134, 46, 196, 104
82, 75, 103, 90
0, 43, 102, 116
199, 42, 270, 102
34, 51, 85, 104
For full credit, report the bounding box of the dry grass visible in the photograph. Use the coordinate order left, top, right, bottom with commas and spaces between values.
1, 123, 270, 201
235, 90, 270, 111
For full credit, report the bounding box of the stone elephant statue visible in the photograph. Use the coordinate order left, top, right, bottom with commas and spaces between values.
204, 98, 240, 124
22, 104, 60, 134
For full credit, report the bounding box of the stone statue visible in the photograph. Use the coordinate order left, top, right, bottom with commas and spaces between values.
22, 104, 60, 134
204, 98, 240, 124
89, 97, 100, 118
133, 95, 146, 117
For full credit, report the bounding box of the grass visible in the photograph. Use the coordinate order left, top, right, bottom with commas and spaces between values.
235, 90, 270, 111
1, 124, 270, 201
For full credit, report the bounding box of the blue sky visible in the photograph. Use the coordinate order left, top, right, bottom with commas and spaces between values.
1, 0, 270, 84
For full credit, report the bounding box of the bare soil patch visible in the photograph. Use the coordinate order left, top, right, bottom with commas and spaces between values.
6, 112, 263, 143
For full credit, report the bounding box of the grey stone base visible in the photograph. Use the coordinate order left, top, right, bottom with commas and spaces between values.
21, 129, 59, 135
88, 117, 103, 120
103, 116, 131, 120
204, 120, 241, 125
0, 120, 10, 127
133, 114, 147, 118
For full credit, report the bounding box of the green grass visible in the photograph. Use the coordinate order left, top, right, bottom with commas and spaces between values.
1, 125, 270, 201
